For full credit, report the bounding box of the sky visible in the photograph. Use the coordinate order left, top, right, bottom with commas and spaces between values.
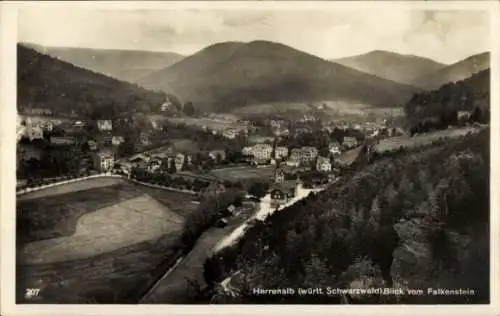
17, 5, 491, 64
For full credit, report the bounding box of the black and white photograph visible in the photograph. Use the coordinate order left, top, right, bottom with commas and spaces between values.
1, 0, 499, 314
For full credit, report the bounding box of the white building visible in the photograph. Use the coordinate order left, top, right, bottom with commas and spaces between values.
97, 120, 113, 131
93, 150, 115, 172
42, 121, 54, 132
28, 126, 44, 141
274, 146, 289, 160
300, 147, 319, 162
222, 128, 238, 140
111, 136, 125, 146
343, 136, 358, 149
316, 156, 332, 172
252, 144, 273, 160
329, 142, 341, 156
242, 146, 253, 156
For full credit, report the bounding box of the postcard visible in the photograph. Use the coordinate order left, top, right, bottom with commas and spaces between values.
1, 1, 499, 315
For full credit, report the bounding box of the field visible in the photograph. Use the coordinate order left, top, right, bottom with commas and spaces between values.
210, 166, 275, 182
18, 177, 125, 201
170, 138, 200, 153
247, 135, 275, 145
232, 101, 404, 120
17, 178, 198, 303
166, 116, 248, 131
374, 126, 481, 153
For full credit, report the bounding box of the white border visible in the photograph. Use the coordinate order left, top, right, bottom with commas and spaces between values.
1, 1, 499, 316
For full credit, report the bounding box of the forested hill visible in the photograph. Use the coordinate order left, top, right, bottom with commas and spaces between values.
17, 44, 167, 118
138, 40, 420, 112
203, 129, 489, 304
404, 69, 490, 128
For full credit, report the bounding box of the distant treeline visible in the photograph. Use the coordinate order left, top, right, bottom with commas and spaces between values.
404, 69, 490, 133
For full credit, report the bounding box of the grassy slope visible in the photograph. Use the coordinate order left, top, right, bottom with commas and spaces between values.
17, 183, 142, 244
17, 180, 198, 304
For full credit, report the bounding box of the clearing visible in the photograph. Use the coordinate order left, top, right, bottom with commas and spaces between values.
374, 126, 482, 153
210, 166, 275, 182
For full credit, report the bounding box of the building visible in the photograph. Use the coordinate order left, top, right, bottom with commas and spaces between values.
252, 143, 273, 160
316, 156, 332, 172
111, 136, 125, 146
273, 167, 285, 183
342, 136, 358, 149
285, 158, 300, 167
242, 146, 253, 156
209, 149, 226, 162
148, 158, 162, 173
222, 128, 238, 140
87, 140, 98, 151
458, 110, 472, 121
28, 126, 44, 141
42, 121, 54, 132
161, 98, 173, 112
226, 204, 237, 215
93, 150, 115, 172
269, 168, 303, 206
74, 120, 86, 128
174, 153, 190, 171
300, 147, 318, 162
274, 146, 289, 160
97, 120, 113, 131
299, 114, 316, 123
129, 153, 150, 167
116, 161, 133, 176
270, 119, 284, 129
329, 142, 341, 156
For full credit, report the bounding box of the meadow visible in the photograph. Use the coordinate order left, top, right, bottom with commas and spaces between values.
374, 126, 481, 153
210, 166, 275, 182
166, 116, 248, 131
17, 178, 198, 303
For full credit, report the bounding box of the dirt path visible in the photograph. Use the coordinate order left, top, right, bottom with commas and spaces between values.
140, 209, 254, 303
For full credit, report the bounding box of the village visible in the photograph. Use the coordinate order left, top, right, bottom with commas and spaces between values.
16, 101, 436, 205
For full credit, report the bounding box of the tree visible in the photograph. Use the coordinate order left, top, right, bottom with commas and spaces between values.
248, 182, 270, 198
169, 159, 177, 173
183, 102, 196, 116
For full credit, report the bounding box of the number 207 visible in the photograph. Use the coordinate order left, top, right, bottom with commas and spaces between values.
25, 288, 40, 298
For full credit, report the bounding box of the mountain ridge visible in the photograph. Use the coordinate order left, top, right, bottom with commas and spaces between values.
17, 44, 166, 118
138, 40, 421, 112
21, 43, 185, 84
409, 52, 490, 90
332, 50, 447, 86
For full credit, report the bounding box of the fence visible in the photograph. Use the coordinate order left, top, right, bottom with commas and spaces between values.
16, 173, 198, 196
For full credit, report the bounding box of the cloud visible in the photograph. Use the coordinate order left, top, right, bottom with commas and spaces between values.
18, 6, 490, 63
